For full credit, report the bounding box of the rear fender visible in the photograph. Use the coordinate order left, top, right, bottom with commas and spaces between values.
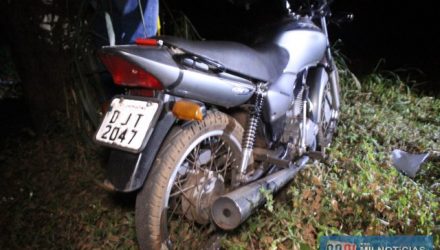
106, 111, 176, 192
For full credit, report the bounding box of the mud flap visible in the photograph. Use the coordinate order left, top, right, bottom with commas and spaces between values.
106, 111, 176, 192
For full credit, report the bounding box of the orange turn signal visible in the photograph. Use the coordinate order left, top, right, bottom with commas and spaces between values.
172, 101, 204, 121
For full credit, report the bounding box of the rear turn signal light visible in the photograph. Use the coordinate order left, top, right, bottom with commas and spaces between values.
172, 101, 204, 121
99, 53, 163, 90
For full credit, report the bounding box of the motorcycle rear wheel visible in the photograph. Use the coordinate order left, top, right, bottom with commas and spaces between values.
135, 111, 243, 250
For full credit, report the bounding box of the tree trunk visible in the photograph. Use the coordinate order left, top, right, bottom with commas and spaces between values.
1, 0, 71, 132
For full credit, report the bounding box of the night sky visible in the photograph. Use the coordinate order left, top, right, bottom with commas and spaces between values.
165, 0, 439, 91
332, 0, 440, 79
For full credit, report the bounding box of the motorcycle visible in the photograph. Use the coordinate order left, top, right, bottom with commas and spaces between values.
94, 0, 348, 248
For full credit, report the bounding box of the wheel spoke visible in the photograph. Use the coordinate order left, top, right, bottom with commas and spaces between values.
169, 183, 198, 197
174, 182, 198, 208
161, 133, 240, 248
189, 144, 201, 170
213, 141, 225, 156
167, 196, 181, 222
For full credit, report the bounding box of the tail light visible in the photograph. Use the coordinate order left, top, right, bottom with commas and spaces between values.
99, 53, 163, 90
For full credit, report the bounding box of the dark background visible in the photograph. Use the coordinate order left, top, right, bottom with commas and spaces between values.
332, 0, 439, 82
165, 0, 440, 92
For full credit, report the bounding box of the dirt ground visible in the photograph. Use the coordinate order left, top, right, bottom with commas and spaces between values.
0, 98, 139, 249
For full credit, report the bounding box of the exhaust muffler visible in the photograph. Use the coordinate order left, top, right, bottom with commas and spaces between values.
211, 156, 309, 230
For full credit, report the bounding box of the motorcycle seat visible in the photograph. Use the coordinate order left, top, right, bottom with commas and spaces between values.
159, 36, 289, 82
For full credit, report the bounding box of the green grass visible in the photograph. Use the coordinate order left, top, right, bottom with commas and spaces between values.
0, 67, 438, 249
222, 69, 440, 249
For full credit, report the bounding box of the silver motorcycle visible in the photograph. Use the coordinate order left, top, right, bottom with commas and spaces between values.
95, 0, 342, 248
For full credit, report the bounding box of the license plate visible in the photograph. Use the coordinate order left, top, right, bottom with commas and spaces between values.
95, 97, 160, 153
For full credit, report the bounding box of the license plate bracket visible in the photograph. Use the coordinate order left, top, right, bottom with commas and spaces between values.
94, 96, 162, 153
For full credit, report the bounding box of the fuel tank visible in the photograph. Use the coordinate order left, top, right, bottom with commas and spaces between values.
274, 17, 327, 74
264, 17, 327, 122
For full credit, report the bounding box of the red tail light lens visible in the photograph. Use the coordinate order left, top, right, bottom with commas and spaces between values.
99, 53, 163, 90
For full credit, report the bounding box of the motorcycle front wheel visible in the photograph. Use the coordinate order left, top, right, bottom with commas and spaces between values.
135, 111, 243, 250
315, 65, 340, 149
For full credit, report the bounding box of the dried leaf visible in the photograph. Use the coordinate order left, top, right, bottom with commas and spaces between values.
312, 176, 322, 186
331, 199, 340, 213
261, 236, 274, 245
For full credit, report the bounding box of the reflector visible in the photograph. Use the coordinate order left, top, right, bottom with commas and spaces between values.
128, 88, 155, 97
135, 38, 158, 46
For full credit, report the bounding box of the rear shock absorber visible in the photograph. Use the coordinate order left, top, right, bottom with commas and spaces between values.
238, 83, 267, 183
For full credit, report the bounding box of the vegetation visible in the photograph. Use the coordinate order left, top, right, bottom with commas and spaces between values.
1, 63, 438, 249
222, 67, 440, 249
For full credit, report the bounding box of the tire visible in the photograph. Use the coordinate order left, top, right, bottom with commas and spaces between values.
135, 111, 243, 250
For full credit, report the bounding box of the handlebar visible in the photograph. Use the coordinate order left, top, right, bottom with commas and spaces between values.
311, 0, 334, 18
315, 0, 333, 15
291, 0, 353, 24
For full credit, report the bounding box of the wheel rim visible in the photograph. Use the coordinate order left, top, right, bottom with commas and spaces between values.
162, 130, 241, 248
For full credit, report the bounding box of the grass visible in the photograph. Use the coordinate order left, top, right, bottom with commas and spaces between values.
0, 67, 439, 249
222, 68, 440, 249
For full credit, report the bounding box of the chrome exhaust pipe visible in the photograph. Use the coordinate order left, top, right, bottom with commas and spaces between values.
211, 156, 309, 230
